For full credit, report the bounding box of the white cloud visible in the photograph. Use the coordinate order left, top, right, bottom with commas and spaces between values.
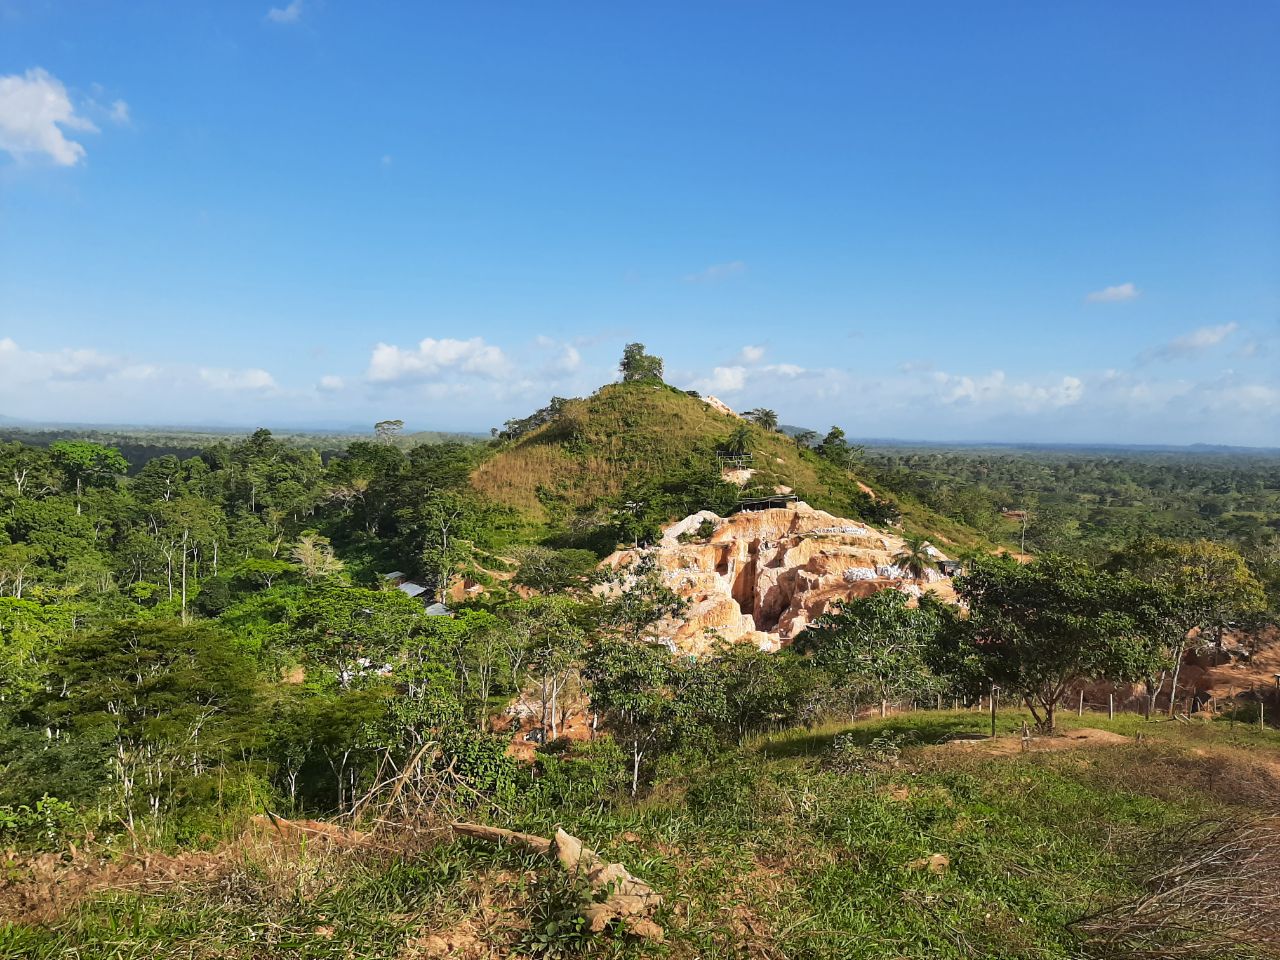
685, 260, 747, 284
1086, 282, 1140, 303
1142, 322, 1238, 362
266, 0, 303, 23
318, 374, 345, 391
367, 337, 511, 382
199, 367, 278, 391
737, 345, 765, 364
0, 337, 117, 380
109, 99, 130, 125
933, 370, 1084, 411
0, 68, 97, 166
694, 366, 747, 394
768, 363, 805, 378
556, 344, 581, 373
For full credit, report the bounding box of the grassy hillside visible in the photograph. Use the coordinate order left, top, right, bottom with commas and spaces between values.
471, 381, 989, 550
8, 712, 1277, 959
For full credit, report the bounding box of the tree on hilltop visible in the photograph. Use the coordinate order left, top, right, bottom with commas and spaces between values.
619, 343, 664, 383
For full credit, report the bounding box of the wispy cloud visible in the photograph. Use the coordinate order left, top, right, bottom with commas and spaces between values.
736, 344, 765, 364
266, 0, 303, 24
1086, 282, 1140, 303
0, 68, 97, 166
199, 367, 278, 391
685, 260, 746, 284
1141, 322, 1238, 363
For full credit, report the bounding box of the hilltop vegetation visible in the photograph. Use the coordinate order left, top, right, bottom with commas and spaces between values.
472, 377, 983, 553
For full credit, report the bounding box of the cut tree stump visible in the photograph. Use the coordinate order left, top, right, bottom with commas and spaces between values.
451, 820, 664, 941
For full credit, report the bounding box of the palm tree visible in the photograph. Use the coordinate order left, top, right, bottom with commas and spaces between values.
722, 423, 753, 456
744, 408, 779, 432
893, 535, 937, 582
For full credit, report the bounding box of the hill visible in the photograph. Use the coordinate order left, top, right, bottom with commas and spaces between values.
471, 380, 987, 551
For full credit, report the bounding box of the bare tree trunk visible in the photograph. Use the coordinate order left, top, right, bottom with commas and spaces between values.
631, 743, 642, 798
180, 530, 189, 624
1168, 639, 1187, 718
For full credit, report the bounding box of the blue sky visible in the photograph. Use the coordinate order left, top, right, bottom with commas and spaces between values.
1, 1, 1277, 444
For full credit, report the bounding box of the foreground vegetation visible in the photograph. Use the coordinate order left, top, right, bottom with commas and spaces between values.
4, 711, 1278, 959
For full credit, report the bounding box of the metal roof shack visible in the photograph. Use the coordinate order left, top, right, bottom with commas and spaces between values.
731, 494, 799, 514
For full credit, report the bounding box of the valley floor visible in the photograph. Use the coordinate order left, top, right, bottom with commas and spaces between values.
4, 712, 1279, 960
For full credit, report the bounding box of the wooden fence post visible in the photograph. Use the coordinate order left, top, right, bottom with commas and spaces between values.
1078, 689, 1084, 717
990, 686, 998, 739
1108, 693, 1114, 720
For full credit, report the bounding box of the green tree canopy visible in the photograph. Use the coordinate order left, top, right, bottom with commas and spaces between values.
798, 589, 946, 716
953, 554, 1159, 732
619, 343, 664, 383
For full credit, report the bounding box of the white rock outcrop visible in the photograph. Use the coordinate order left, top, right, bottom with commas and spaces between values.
602, 501, 957, 656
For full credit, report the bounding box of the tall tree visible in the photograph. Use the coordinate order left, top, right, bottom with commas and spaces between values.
618, 343, 664, 383
583, 638, 687, 797
374, 419, 405, 444
291, 532, 345, 584
744, 408, 779, 432
49, 441, 128, 513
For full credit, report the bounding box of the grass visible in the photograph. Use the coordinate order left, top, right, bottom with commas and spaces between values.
5, 712, 1279, 959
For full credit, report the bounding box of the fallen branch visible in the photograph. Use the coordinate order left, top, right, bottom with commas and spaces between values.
451, 821, 664, 941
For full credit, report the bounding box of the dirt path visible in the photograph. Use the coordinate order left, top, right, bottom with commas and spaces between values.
937, 726, 1131, 756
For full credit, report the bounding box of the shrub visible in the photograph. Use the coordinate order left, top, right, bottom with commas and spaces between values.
0, 795, 79, 850
825, 730, 915, 775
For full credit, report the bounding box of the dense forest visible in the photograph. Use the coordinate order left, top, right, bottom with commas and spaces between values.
863, 446, 1280, 605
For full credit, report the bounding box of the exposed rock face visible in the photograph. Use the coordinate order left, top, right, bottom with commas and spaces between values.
603, 501, 956, 656
700, 394, 738, 418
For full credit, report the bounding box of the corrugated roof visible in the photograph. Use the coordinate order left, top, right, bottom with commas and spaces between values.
397, 581, 429, 598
